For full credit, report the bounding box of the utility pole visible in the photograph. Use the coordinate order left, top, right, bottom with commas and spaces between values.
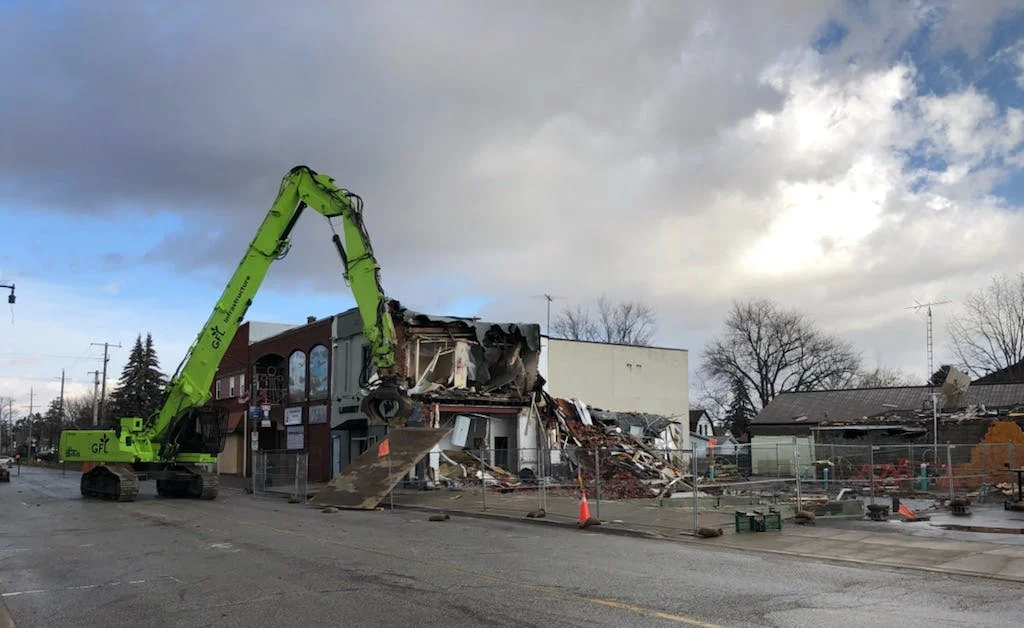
91, 341, 121, 424
57, 369, 65, 451
28, 387, 34, 456
89, 370, 101, 426
58, 369, 65, 420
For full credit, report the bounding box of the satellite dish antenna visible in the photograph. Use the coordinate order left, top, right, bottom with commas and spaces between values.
940, 367, 971, 408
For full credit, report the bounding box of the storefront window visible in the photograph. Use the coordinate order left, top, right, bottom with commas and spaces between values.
309, 345, 329, 400
289, 350, 306, 401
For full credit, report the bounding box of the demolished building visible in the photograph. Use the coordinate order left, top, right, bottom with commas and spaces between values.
316, 300, 547, 507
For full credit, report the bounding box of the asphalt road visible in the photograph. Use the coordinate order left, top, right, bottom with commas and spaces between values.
3, 466, 1024, 628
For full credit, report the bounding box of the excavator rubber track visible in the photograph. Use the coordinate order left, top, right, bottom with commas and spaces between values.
155, 465, 219, 500
81, 464, 140, 502
185, 464, 219, 500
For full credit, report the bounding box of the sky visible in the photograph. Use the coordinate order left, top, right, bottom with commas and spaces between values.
1, 0, 1024, 417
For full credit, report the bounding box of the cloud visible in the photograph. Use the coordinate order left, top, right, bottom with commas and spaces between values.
2, 0, 1024, 409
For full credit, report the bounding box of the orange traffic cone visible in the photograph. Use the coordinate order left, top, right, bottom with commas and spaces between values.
577, 492, 599, 528
898, 503, 916, 519
578, 493, 591, 522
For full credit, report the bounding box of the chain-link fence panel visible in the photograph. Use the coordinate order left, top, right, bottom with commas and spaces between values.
252, 450, 308, 503
381, 438, 1024, 534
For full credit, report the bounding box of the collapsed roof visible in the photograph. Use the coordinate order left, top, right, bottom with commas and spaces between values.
390, 301, 543, 403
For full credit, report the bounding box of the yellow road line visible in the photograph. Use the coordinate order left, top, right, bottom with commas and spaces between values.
584, 597, 723, 627
229, 516, 721, 627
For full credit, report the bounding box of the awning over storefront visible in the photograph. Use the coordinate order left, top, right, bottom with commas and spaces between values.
224, 411, 245, 434
311, 427, 452, 510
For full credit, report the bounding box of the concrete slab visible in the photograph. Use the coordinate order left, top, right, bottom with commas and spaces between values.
859, 534, 917, 546
983, 546, 1024, 558
937, 553, 1011, 574
829, 530, 875, 541
996, 558, 1024, 578
904, 540, 992, 552
882, 550, 966, 567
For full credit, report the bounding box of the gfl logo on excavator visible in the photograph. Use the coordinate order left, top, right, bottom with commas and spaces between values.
210, 325, 226, 349
90, 434, 110, 455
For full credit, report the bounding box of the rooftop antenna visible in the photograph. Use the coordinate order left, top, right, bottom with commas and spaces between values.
530, 294, 563, 337
905, 299, 951, 386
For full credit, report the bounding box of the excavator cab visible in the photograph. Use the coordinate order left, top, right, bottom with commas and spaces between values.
165, 406, 226, 458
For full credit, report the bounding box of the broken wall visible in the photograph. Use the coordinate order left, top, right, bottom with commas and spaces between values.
391, 302, 542, 401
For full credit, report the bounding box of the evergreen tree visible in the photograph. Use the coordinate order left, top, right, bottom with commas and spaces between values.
42, 398, 66, 451
108, 335, 147, 420
108, 333, 168, 421
725, 378, 754, 441
142, 332, 167, 416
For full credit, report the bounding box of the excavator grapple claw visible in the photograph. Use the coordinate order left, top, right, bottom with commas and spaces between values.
361, 380, 414, 425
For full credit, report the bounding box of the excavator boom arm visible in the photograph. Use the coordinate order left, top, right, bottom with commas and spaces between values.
149, 165, 401, 449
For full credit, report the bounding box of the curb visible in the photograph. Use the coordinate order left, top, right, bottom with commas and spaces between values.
391, 503, 681, 541
391, 504, 696, 536
390, 504, 1024, 585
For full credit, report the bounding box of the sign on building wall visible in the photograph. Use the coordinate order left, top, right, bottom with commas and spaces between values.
284, 406, 302, 426
286, 426, 304, 450
308, 404, 328, 425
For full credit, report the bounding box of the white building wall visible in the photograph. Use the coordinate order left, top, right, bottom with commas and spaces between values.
542, 338, 690, 449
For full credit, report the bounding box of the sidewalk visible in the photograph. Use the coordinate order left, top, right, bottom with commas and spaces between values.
217, 474, 1024, 584
387, 488, 1024, 584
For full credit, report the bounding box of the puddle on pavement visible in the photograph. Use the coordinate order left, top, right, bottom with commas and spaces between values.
934, 523, 1024, 535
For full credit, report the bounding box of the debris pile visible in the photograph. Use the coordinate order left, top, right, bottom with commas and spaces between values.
436, 449, 521, 490
544, 395, 693, 499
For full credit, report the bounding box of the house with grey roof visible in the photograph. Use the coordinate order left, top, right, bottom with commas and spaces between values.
748, 383, 1024, 475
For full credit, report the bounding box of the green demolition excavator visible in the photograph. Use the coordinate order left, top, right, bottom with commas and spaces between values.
58, 165, 413, 502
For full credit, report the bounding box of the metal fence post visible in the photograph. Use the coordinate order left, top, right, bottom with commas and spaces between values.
593, 448, 601, 520
691, 448, 699, 534
481, 449, 487, 511
981, 443, 988, 501
869, 445, 875, 505
947, 444, 955, 501
793, 436, 801, 510
539, 442, 547, 513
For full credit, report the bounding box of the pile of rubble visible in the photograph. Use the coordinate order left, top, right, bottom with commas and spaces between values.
544, 395, 694, 499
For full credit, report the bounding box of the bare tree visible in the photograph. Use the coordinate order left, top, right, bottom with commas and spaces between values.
700, 298, 862, 411
948, 273, 1024, 378
691, 375, 730, 424
65, 392, 98, 428
853, 366, 918, 388
551, 295, 657, 345
551, 303, 598, 342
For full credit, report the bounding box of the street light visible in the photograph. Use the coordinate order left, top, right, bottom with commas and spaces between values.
0, 283, 14, 304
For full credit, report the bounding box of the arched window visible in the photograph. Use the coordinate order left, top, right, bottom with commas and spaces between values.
309, 345, 329, 400
288, 350, 306, 401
